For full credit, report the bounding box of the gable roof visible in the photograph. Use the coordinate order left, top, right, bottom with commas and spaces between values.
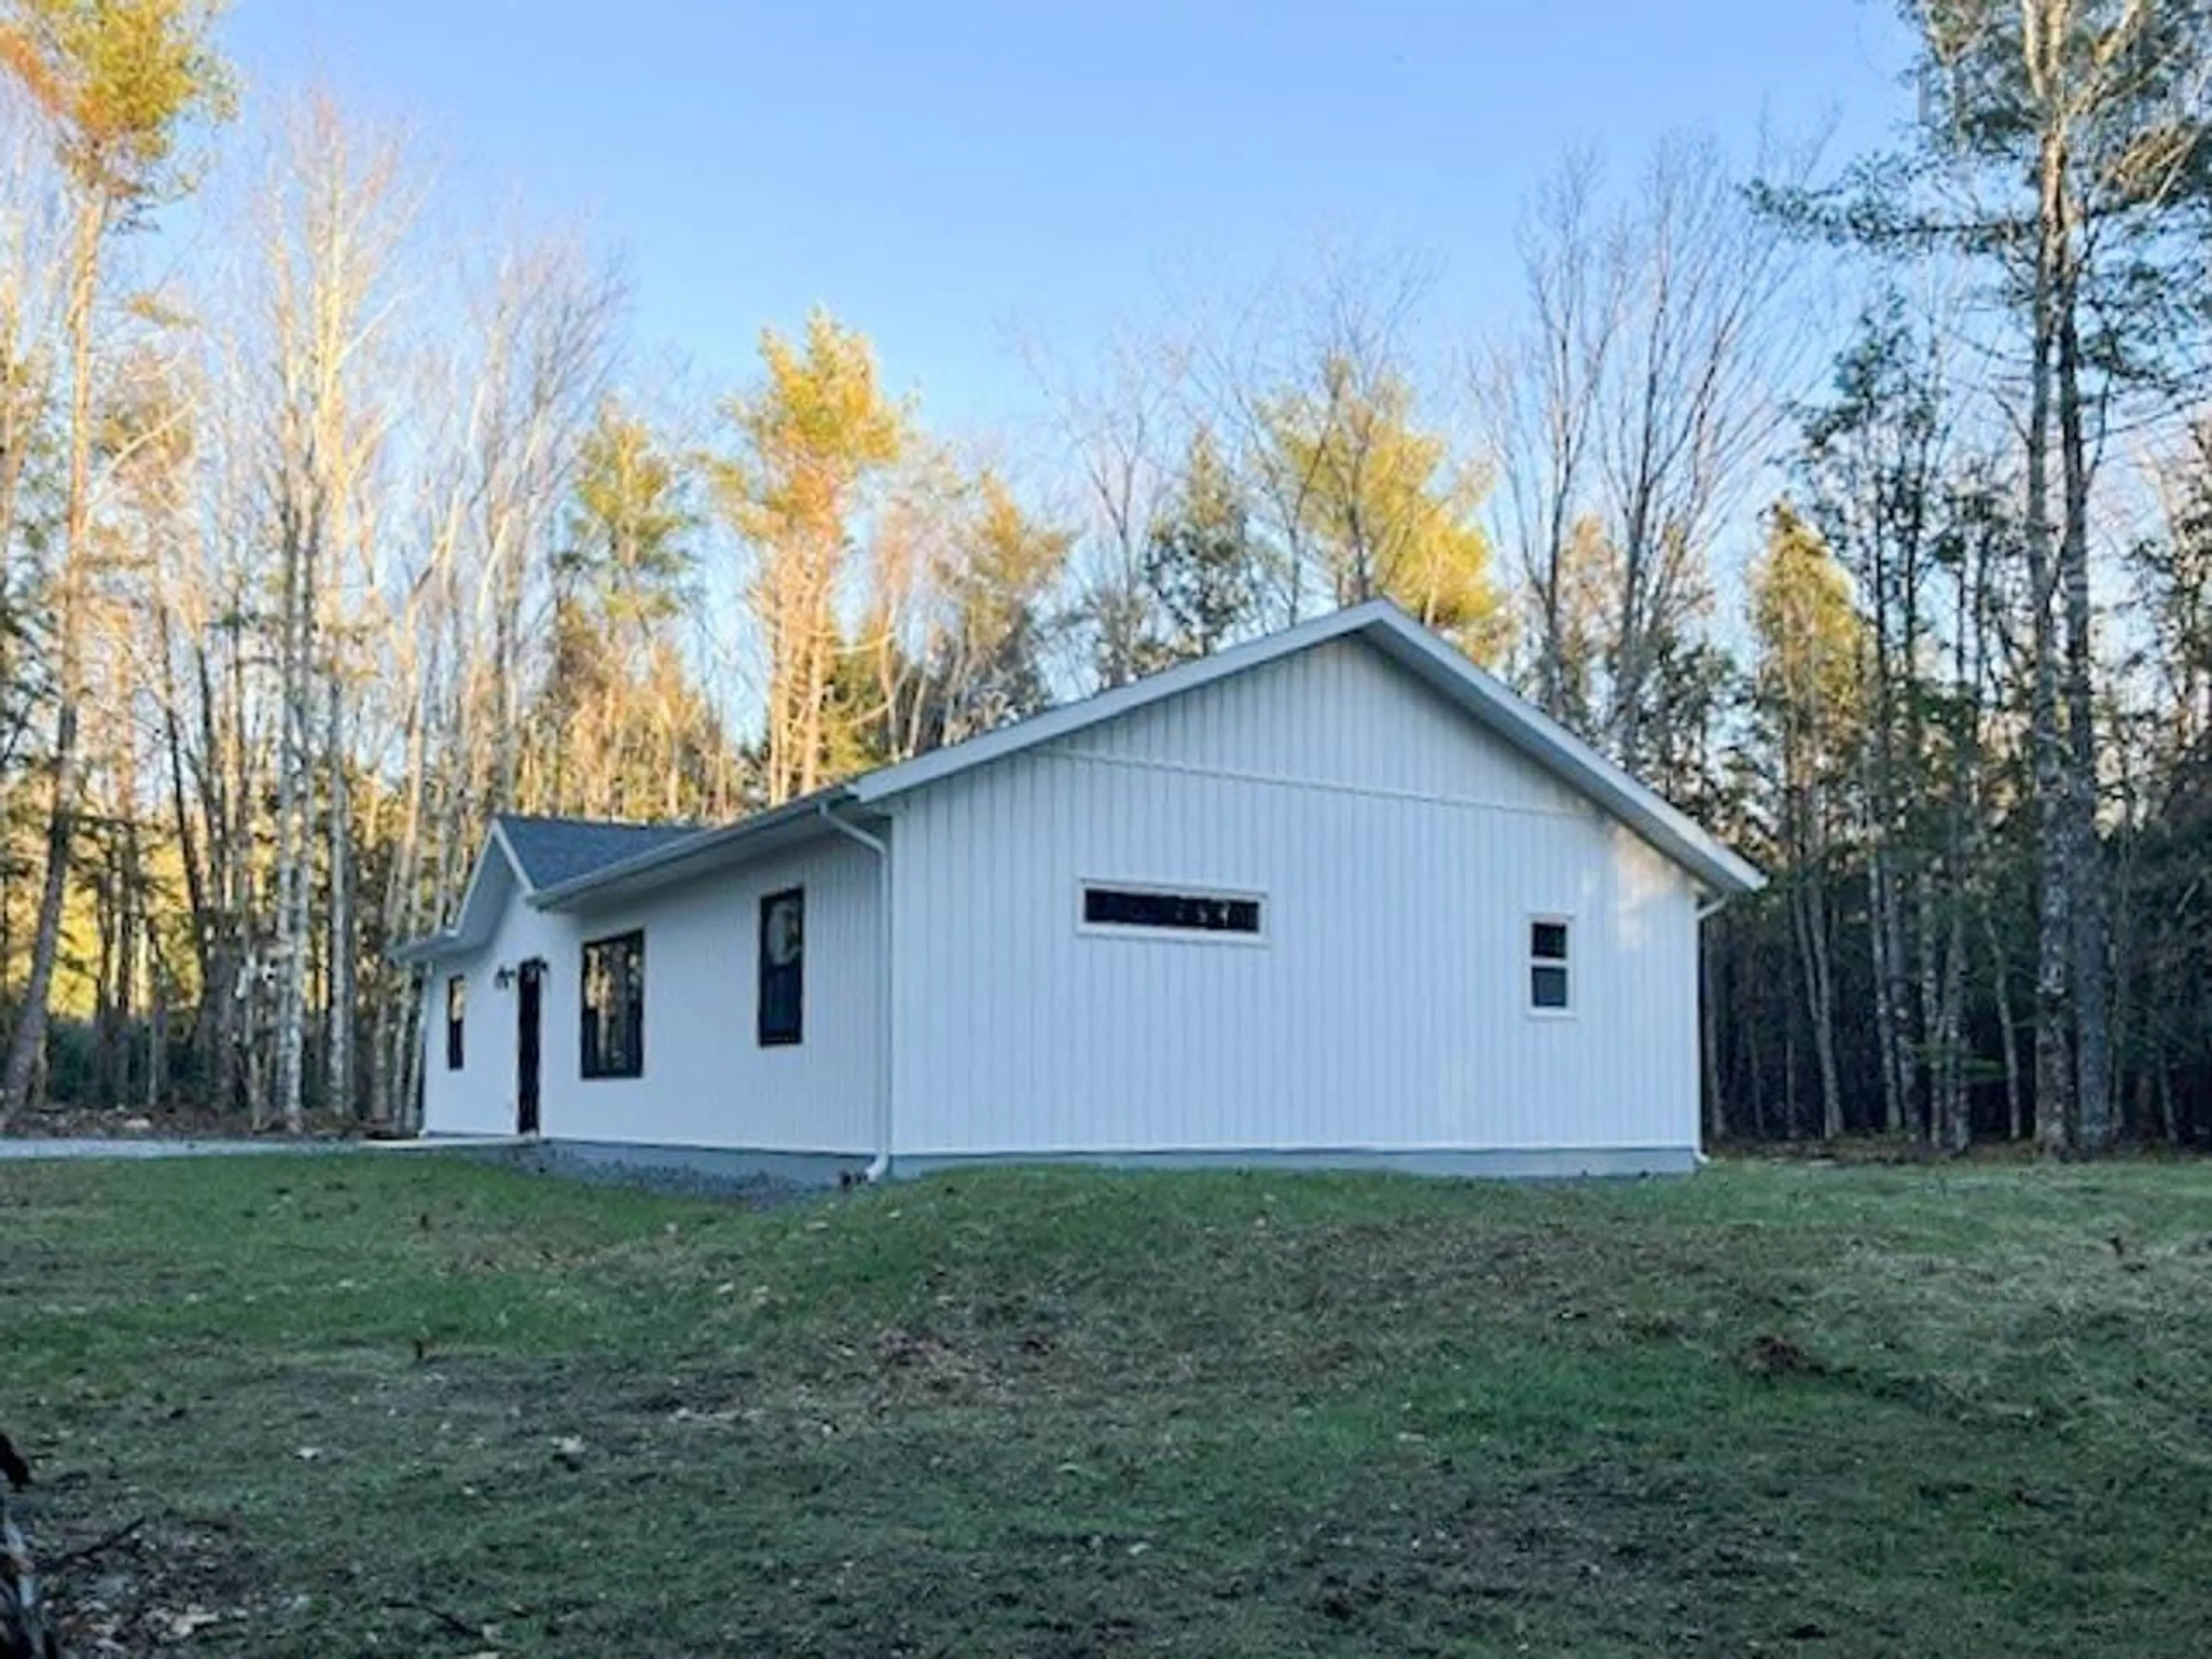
494, 815, 698, 890
390, 814, 699, 963
526, 601, 1763, 913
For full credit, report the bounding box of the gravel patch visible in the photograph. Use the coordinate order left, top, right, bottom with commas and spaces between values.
469, 1139, 821, 1210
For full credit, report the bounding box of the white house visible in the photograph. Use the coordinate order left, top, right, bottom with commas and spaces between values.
395, 601, 1763, 1181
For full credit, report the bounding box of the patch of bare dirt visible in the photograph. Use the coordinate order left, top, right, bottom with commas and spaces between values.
26, 1506, 271, 1656
1739, 1332, 1828, 1377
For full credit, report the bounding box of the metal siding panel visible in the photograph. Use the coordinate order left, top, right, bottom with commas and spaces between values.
894, 632, 1703, 1160
542, 836, 879, 1153
421, 892, 571, 1138
1058, 636, 1589, 817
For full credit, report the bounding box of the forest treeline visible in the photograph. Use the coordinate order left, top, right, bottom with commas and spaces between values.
0, 1, 2207, 1150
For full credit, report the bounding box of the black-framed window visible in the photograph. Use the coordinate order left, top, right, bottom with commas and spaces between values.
1530, 919, 1571, 1012
581, 930, 645, 1078
758, 888, 804, 1046
445, 976, 465, 1070
1082, 885, 1262, 937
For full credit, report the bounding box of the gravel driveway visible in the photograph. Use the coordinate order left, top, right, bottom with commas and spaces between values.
0, 1137, 363, 1161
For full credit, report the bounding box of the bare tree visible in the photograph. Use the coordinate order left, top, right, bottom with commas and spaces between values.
1034, 325, 1199, 687
1480, 150, 1624, 722
1490, 134, 1806, 762
464, 239, 620, 809
247, 99, 411, 1131
1910, 0, 2212, 1150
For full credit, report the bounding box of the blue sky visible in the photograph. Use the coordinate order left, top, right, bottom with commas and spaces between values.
219, 1, 1921, 436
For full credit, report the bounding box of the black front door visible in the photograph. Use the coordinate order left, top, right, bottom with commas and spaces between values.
516, 959, 544, 1136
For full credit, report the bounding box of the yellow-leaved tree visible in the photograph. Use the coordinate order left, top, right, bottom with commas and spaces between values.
1263, 353, 1508, 664
0, 0, 233, 1121
525, 400, 736, 821
926, 468, 1073, 745
714, 309, 906, 804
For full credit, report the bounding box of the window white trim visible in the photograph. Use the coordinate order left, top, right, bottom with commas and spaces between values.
1526, 912, 1576, 1018
1075, 878, 1270, 946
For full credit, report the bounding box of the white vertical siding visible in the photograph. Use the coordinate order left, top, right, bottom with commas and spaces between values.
422, 837, 880, 1153
419, 857, 571, 1138
1063, 637, 1587, 813
891, 637, 1702, 1158
550, 836, 879, 1153
425, 634, 1709, 1166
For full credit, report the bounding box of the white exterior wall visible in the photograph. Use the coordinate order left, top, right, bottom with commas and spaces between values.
888, 637, 1703, 1159
419, 857, 570, 1138
422, 838, 880, 1153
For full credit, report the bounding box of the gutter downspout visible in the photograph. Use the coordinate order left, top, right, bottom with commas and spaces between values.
818, 802, 893, 1182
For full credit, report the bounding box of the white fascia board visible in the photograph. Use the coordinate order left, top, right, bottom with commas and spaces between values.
529, 788, 859, 910
847, 600, 1764, 897
846, 604, 1396, 806
387, 832, 531, 964
1357, 613, 1767, 896
511, 600, 1763, 912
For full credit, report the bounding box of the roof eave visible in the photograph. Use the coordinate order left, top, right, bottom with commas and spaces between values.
532, 786, 858, 909
389, 834, 528, 965
491, 600, 1766, 910
389, 931, 461, 967
847, 603, 1399, 807
486, 817, 539, 897
1354, 612, 1766, 897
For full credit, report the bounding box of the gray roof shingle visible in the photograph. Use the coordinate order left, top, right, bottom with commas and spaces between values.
495, 815, 698, 891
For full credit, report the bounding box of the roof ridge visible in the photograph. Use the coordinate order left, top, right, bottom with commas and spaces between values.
528, 602, 1762, 909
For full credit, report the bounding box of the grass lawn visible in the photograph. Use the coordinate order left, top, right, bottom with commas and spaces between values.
2, 1153, 2208, 1656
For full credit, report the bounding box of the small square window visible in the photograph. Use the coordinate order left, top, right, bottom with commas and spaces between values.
1529, 919, 1571, 1012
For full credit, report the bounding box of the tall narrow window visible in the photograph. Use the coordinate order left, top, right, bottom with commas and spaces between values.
581, 930, 645, 1078
759, 888, 804, 1046
445, 976, 465, 1070
1530, 919, 1571, 1012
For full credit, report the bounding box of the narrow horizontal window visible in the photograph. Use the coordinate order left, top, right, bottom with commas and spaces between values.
1083, 885, 1262, 936
1530, 918, 1571, 1012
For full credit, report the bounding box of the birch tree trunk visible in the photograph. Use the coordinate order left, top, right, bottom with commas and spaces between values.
372, 624, 431, 1127
2055, 296, 2112, 1147
2026, 114, 2077, 1156
1866, 849, 1906, 1135
270, 484, 315, 1134
324, 671, 354, 1119
0, 192, 105, 1124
